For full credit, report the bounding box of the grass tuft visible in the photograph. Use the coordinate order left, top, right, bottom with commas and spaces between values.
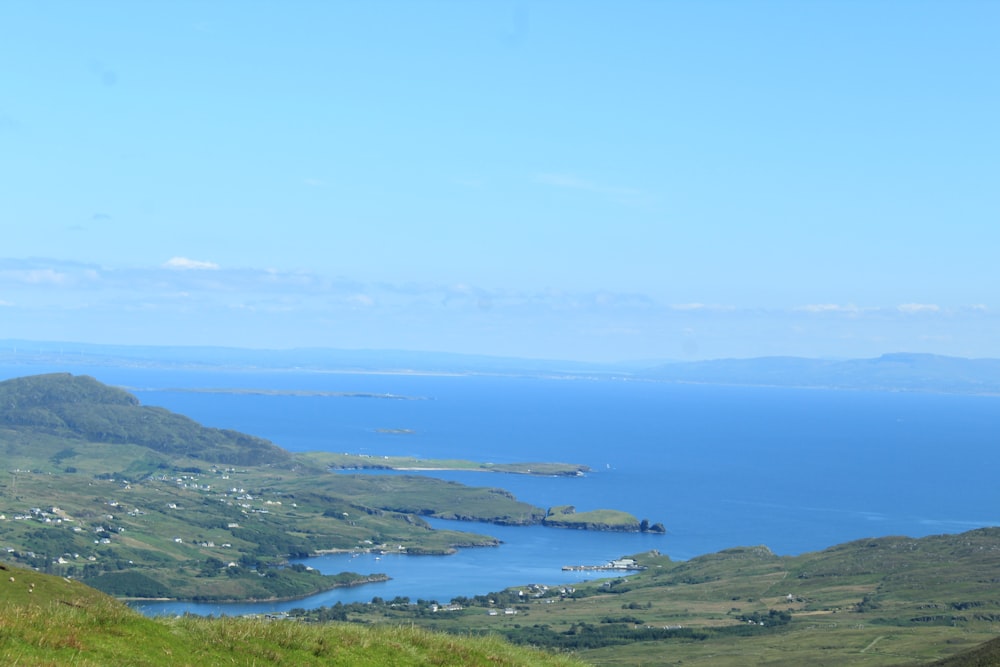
0, 565, 584, 666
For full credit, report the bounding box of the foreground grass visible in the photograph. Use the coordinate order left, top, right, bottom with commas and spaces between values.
1, 603, 586, 666
0, 568, 586, 667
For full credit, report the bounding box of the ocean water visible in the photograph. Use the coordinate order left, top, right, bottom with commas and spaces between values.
3, 364, 998, 615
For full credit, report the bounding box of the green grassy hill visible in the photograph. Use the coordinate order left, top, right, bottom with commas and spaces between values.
6, 532, 1000, 667
0, 372, 631, 601
324, 529, 1000, 666
921, 637, 1000, 667
0, 564, 584, 666
0, 373, 290, 466
6, 372, 1000, 665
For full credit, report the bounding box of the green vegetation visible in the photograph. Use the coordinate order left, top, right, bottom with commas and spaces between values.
302, 530, 1000, 666
8, 372, 1000, 665
0, 564, 584, 666
0, 373, 640, 601
541, 506, 643, 532
922, 636, 1000, 667
0, 373, 290, 466
538, 506, 664, 533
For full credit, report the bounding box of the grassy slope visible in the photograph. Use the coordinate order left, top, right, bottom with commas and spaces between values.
0, 373, 291, 466
6, 373, 1000, 664
0, 564, 585, 667
0, 373, 652, 600
330, 529, 1000, 666
0, 435, 510, 598
921, 637, 1000, 667
0, 373, 574, 599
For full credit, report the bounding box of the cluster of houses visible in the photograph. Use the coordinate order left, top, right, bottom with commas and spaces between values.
486, 607, 519, 616
562, 557, 642, 572
427, 602, 521, 616
2, 466, 270, 569
6, 506, 68, 524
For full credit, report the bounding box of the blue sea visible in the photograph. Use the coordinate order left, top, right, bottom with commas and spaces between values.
3, 364, 998, 615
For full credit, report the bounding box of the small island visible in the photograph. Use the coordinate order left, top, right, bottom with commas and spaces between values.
542, 505, 666, 533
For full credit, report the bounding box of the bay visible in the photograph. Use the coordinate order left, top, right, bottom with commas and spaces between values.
3, 364, 998, 615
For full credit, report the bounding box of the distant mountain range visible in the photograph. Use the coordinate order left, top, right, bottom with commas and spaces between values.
643, 353, 1000, 394
2, 340, 999, 395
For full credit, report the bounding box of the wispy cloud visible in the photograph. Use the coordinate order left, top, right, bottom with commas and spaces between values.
347, 294, 375, 307
4, 256, 994, 363
669, 303, 737, 312
592, 291, 654, 307
797, 303, 863, 315
897, 303, 940, 314
164, 257, 220, 271
15, 269, 70, 285
1, 265, 72, 286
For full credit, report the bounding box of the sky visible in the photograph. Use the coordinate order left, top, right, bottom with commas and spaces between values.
2, 1, 998, 363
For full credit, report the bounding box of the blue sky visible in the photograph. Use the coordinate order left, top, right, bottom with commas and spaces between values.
2, 1, 998, 362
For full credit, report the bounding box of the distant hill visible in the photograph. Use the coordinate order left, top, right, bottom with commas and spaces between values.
922, 636, 1000, 667
642, 353, 1000, 394
351, 527, 1000, 666
0, 373, 291, 466
4, 340, 1000, 395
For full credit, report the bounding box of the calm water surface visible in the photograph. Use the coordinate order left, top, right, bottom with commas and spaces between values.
3, 364, 997, 615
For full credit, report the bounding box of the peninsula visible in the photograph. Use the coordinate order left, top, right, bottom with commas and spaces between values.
0, 373, 656, 602
307, 452, 591, 477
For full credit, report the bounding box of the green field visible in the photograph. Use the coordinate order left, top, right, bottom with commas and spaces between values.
0, 373, 643, 601
5, 372, 1000, 665
298, 531, 1000, 666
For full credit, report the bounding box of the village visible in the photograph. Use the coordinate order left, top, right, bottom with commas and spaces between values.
1, 464, 304, 576
561, 557, 643, 572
